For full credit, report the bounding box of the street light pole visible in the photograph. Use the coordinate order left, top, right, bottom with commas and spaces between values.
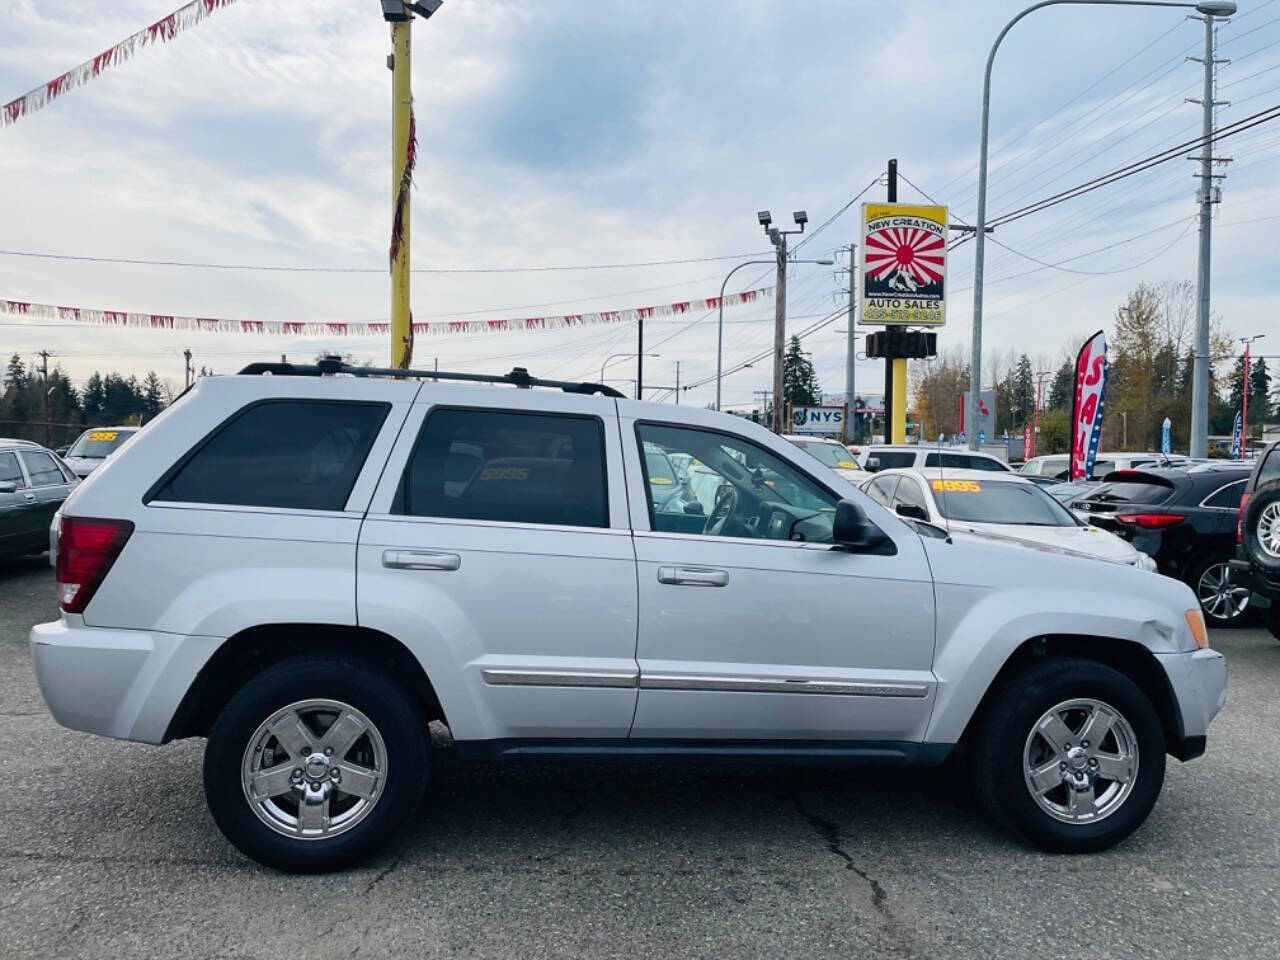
601, 352, 658, 389
967, 0, 1228, 450
715, 251, 833, 412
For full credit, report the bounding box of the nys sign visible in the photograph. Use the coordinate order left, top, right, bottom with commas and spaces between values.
792, 406, 845, 435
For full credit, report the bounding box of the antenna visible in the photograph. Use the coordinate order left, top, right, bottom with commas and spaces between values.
936, 434, 953, 543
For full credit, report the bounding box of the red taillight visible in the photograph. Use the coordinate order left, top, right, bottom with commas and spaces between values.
1114, 512, 1185, 529
1238, 491, 1252, 544
55, 516, 133, 614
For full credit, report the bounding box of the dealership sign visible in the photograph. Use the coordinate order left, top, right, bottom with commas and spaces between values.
1070, 330, 1109, 481
792, 405, 845, 435
859, 203, 948, 327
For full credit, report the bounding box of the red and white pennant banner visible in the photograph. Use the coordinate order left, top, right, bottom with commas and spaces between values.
0, 287, 773, 337
3, 0, 239, 129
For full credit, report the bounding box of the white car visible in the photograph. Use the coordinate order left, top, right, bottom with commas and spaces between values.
856, 443, 1012, 473
61, 426, 139, 478
782, 435, 862, 481
1020, 452, 1189, 480
30, 358, 1223, 871
863, 468, 1157, 571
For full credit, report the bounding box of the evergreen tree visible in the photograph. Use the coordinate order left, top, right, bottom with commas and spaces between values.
1227, 355, 1247, 417
1012, 354, 1035, 428
1048, 358, 1074, 411
782, 335, 820, 407
142, 372, 165, 420
82, 373, 106, 422
1250, 357, 1272, 425
2, 354, 31, 421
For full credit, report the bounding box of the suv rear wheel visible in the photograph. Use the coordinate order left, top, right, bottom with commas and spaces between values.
203, 656, 429, 872
972, 657, 1165, 853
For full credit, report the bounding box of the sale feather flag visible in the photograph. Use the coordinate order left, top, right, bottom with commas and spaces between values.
1069, 330, 1109, 481
1231, 410, 1243, 460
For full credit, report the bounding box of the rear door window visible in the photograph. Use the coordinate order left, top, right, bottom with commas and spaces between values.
0, 452, 24, 488
402, 408, 608, 528
1257, 448, 1280, 487
18, 451, 65, 487
1204, 478, 1246, 509
924, 452, 1008, 471
869, 450, 916, 470
153, 400, 389, 511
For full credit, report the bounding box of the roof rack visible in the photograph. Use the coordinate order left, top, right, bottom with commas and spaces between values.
236, 357, 625, 399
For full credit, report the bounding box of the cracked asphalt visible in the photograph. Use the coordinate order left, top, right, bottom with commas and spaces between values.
3, 557, 1279, 959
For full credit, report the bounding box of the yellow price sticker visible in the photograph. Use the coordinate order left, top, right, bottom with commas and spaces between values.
649, 476, 673, 485
932, 479, 981, 493
836, 460, 859, 469
87, 431, 118, 442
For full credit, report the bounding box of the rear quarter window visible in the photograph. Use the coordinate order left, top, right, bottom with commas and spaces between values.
869, 451, 916, 470
151, 400, 389, 511
1257, 448, 1280, 487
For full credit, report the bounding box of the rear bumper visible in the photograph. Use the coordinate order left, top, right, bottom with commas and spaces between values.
29, 619, 221, 744
1155, 647, 1227, 759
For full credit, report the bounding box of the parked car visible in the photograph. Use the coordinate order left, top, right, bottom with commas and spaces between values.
856, 444, 1012, 473
1070, 464, 1252, 627
861, 468, 1156, 571
1020, 452, 1189, 481
30, 359, 1225, 871
782, 434, 862, 480
1231, 441, 1280, 639
61, 425, 139, 478
0, 439, 78, 559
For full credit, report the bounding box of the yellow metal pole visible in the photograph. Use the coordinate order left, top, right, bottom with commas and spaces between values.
891, 357, 908, 444
390, 19, 413, 369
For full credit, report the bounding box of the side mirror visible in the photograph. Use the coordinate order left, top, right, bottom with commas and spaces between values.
833, 499, 889, 552
683, 501, 705, 516
865, 457, 881, 472
0, 480, 16, 494
895, 502, 929, 522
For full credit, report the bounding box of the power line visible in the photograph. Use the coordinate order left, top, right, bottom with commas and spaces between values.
0, 248, 773, 275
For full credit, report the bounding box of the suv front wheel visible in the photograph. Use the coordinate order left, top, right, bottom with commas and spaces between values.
203, 656, 429, 872
972, 657, 1165, 853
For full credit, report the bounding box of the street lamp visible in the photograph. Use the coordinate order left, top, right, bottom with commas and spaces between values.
601, 353, 659, 397
715, 253, 833, 412
966, 0, 1236, 450
1240, 333, 1265, 455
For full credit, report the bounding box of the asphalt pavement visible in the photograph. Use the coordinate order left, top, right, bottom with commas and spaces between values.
1, 557, 1278, 959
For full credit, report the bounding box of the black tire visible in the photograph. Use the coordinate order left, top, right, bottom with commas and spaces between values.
1241, 479, 1280, 578
971, 656, 1166, 854
203, 656, 428, 873
1187, 551, 1256, 628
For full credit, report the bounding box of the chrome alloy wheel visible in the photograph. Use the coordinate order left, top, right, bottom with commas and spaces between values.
1197, 561, 1251, 622
1023, 698, 1138, 825
1257, 501, 1280, 559
241, 699, 388, 840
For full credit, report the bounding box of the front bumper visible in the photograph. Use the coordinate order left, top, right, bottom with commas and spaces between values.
1155, 647, 1227, 759
30, 619, 221, 744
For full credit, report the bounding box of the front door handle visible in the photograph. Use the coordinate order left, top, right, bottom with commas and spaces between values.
22, 493, 36, 502
657, 566, 729, 587
381, 549, 461, 571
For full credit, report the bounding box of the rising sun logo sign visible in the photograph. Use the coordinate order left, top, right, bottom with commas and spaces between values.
859, 203, 948, 327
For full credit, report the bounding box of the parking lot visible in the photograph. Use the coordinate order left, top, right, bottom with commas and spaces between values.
0, 557, 1277, 960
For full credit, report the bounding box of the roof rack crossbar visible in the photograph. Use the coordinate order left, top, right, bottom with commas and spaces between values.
236, 359, 625, 398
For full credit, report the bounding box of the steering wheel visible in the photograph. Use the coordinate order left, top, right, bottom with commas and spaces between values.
704, 484, 740, 537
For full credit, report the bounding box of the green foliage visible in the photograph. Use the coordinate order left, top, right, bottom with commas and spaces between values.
1, 359, 173, 445
783, 335, 820, 407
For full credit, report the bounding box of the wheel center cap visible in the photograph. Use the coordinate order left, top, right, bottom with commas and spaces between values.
304, 752, 330, 780
1066, 746, 1089, 771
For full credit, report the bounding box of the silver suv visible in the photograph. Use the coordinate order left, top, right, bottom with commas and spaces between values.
30, 359, 1227, 872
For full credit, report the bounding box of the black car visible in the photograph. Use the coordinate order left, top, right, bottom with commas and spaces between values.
0, 439, 80, 559
1070, 463, 1252, 626
1232, 442, 1280, 638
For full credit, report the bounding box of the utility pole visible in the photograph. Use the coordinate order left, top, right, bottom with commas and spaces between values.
882, 159, 904, 444
1189, 4, 1233, 458
674, 361, 680, 404
184, 349, 193, 389
841, 243, 858, 444
1033, 369, 1051, 459
637, 318, 644, 400
761, 210, 808, 432
37, 350, 49, 448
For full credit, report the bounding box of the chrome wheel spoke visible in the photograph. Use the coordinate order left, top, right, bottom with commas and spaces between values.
1027, 758, 1064, 795
296, 785, 329, 834
334, 761, 380, 799
1093, 753, 1134, 784
1067, 783, 1096, 817
1078, 705, 1115, 748
248, 764, 297, 801
268, 712, 313, 759
1036, 714, 1074, 754
320, 712, 366, 760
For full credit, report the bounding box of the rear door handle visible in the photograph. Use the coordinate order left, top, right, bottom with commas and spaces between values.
657, 566, 729, 587
381, 549, 461, 571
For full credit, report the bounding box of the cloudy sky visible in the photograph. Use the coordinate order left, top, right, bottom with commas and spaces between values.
1, 0, 1278, 410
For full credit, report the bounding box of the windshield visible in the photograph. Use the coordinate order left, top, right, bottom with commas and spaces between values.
933, 479, 1078, 526
67, 428, 135, 459
795, 441, 857, 470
